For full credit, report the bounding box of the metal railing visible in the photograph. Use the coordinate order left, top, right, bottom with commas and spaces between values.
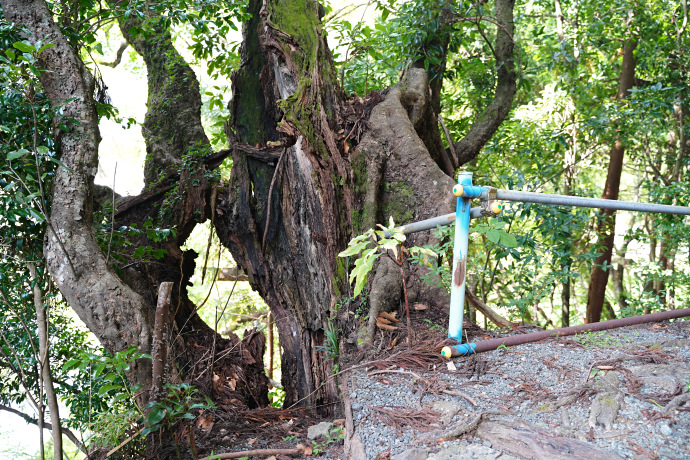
392, 171, 690, 357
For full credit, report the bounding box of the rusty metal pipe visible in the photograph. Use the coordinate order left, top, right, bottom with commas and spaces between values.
441, 308, 690, 358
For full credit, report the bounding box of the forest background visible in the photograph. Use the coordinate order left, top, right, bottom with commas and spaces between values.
0, 0, 688, 457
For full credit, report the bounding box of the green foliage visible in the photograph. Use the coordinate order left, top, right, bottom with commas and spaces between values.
572, 331, 632, 349
339, 217, 435, 297
143, 383, 214, 436
310, 426, 345, 455
316, 318, 340, 374
61, 346, 147, 435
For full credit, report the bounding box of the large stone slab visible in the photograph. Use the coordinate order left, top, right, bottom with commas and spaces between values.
476, 419, 622, 460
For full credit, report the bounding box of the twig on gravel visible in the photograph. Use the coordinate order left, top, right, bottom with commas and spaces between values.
416, 411, 498, 443
664, 393, 690, 414
436, 411, 497, 442
367, 369, 423, 380
369, 405, 441, 433
440, 390, 478, 406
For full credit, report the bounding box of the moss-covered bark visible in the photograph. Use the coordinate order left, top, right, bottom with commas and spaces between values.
217, 0, 350, 415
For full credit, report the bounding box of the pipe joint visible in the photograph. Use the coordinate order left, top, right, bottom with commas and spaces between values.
453, 184, 484, 198
441, 342, 477, 358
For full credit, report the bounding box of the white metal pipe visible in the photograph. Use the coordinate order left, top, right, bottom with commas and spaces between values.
494, 189, 690, 215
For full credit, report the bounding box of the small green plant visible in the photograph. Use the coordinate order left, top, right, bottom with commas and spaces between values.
496, 343, 509, 352
572, 330, 631, 349
339, 217, 436, 346
316, 318, 340, 374
310, 426, 345, 455
686, 375, 689, 394
269, 386, 286, 408
144, 383, 214, 459
424, 318, 443, 332
61, 346, 149, 451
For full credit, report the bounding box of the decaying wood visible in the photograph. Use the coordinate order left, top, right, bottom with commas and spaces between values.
423, 411, 496, 443
196, 447, 307, 459
151, 282, 173, 403
476, 419, 623, 460
340, 375, 356, 459
217, 267, 249, 282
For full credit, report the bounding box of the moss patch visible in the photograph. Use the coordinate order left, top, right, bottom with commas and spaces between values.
382, 181, 415, 224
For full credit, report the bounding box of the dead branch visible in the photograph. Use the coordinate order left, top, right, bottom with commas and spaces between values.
465, 290, 514, 329
151, 282, 173, 403
196, 446, 307, 459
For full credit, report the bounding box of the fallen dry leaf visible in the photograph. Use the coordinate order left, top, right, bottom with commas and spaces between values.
196, 415, 214, 433
414, 303, 429, 311
247, 437, 257, 445
376, 319, 398, 331
379, 311, 399, 322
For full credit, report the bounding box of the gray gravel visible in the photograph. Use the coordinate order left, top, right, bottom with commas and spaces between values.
344, 321, 690, 459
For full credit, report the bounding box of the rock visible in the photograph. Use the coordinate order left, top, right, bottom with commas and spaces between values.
391, 447, 429, 460
628, 363, 690, 393
659, 424, 672, 436
427, 401, 465, 425
308, 421, 334, 440
589, 392, 620, 430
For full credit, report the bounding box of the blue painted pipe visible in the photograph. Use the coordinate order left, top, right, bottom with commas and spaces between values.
441, 342, 476, 358
448, 172, 473, 345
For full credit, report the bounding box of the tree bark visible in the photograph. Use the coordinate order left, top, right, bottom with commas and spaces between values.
216, 0, 349, 414
1, 0, 155, 391
585, 39, 637, 323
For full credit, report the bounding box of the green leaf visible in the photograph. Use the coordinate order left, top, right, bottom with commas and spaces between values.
350, 249, 379, 297
13, 41, 35, 53
338, 240, 371, 257
7, 149, 29, 161
147, 406, 167, 426
499, 233, 518, 248
486, 229, 500, 244
47, 156, 73, 172
62, 358, 81, 373
37, 43, 55, 55
98, 383, 122, 395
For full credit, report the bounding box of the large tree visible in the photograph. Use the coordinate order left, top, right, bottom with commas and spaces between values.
1, 0, 516, 417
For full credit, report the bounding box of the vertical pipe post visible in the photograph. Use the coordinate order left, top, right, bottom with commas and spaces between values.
445, 171, 475, 356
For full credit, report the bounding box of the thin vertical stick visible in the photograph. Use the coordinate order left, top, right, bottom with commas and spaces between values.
151, 282, 173, 403
267, 312, 274, 380
399, 249, 412, 348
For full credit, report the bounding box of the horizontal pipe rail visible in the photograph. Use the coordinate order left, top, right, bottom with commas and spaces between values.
391, 208, 483, 236
442, 307, 690, 357
494, 189, 690, 215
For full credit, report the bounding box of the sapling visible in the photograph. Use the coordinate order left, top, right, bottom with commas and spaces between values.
339, 217, 436, 346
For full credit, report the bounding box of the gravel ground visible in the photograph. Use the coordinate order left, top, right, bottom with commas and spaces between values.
343, 320, 690, 460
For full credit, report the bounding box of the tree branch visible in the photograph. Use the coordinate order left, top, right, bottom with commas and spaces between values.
98, 40, 128, 68
452, 0, 517, 165
0, 404, 87, 454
